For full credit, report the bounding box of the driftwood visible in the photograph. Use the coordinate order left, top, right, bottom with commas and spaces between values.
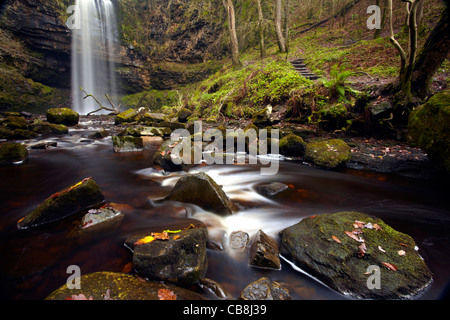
80, 87, 121, 116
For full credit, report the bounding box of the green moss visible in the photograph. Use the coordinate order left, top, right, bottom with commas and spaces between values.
0, 142, 28, 165
114, 108, 139, 124
279, 134, 307, 157
305, 139, 351, 169
46, 108, 79, 126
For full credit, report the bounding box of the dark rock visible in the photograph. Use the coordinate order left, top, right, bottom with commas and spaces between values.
229, 231, 250, 250
17, 178, 105, 230
165, 172, 237, 216
112, 135, 143, 152
114, 108, 139, 124
125, 224, 208, 286
255, 182, 288, 196
4, 116, 29, 130
30, 122, 68, 135
408, 89, 450, 174
199, 278, 232, 299
279, 211, 433, 299
249, 230, 281, 269
279, 134, 306, 156
28, 141, 57, 149
239, 277, 291, 300
157, 121, 186, 131
177, 108, 193, 123
252, 107, 273, 127
80, 206, 123, 230
0, 142, 28, 165
88, 128, 109, 139
305, 139, 351, 169
369, 101, 393, 118
46, 108, 79, 126
46, 271, 207, 300
11, 129, 38, 140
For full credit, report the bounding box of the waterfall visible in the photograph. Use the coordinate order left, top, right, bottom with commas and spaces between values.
71, 0, 121, 115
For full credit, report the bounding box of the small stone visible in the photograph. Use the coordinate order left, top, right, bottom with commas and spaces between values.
249, 230, 281, 269
229, 231, 249, 250
239, 277, 290, 300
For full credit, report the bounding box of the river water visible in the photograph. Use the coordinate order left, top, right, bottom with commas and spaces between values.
0, 125, 449, 300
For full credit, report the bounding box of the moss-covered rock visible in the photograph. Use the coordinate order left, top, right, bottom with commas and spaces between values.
114, 108, 139, 124
279, 211, 433, 299
17, 177, 105, 230
46, 271, 207, 300
239, 277, 291, 300
252, 107, 273, 127
30, 121, 68, 135
4, 115, 29, 130
279, 133, 306, 157
46, 108, 79, 126
305, 139, 351, 169
408, 89, 450, 174
112, 135, 143, 152
0, 142, 28, 165
125, 223, 208, 286
177, 108, 193, 123
164, 172, 237, 216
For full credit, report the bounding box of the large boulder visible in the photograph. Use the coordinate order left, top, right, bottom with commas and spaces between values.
112, 135, 143, 152
46, 108, 79, 126
124, 223, 208, 286
164, 172, 237, 216
46, 271, 207, 300
305, 139, 351, 169
279, 211, 433, 299
408, 89, 450, 174
0, 142, 28, 165
17, 178, 105, 230
279, 134, 306, 157
114, 108, 139, 124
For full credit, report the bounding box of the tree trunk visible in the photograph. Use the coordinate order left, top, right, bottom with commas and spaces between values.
275, 0, 286, 53
223, 0, 240, 66
256, 0, 265, 59
284, 0, 290, 54
411, 4, 450, 98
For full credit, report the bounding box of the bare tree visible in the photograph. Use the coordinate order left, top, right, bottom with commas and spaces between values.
223, 0, 241, 66
256, 0, 265, 59
275, 0, 287, 53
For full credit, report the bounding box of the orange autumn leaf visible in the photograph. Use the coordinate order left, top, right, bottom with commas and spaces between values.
345, 231, 361, 242
151, 232, 169, 241
158, 288, 177, 300
173, 235, 181, 240
331, 235, 341, 244
134, 235, 155, 246
382, 262, 399, 271
373, 223, 382, 231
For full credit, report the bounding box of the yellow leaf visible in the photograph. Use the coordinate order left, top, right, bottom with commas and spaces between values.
134, 236, 155, 246
164, 229, 181, 234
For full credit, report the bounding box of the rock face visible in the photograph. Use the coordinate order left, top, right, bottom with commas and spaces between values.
305, 139, 351, 169
279, 211, 433, 299
0, 142, 28, 165
46, 108, 79, 125
125, 224, 208, 286
17, 177, 105, 230
46, 271, 207, 300
239, 277, 291, 300
408, 89, 450, 174
164, 172, 236, 216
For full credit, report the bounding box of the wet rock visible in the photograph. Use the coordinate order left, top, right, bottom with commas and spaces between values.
408, 89, 450, 174
114, 108, 139, 124
279, 211, 433, 299
17, 177, 105, 230
207, 229, 227, 251
239, 277, 291, 300
80, 206, 123, 230
165, 172, 237, 216
157, 120, 186, 131
112, 135, 143, 152
249, 230, 281, 269
28, 141, 57, 149
30, 122, 68, 135
11, 129, 37, 140
0, 142, 28, 165
305, 139, 351, 169
252, 106, 275, 127
125, 224, 208, 286
199, 278, 232, 299
256, 182, 288, 196
88, 128, 109, 139
177, 108, 193, 123
369, 101, 393, 118
279, 133, 306, 156
46, 108, 79, 126
230, 231, 250, 250
45, 272, 207, 300
4, 115, 29, 130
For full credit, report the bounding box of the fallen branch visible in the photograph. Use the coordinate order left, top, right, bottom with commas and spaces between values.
80, 87, 121, 116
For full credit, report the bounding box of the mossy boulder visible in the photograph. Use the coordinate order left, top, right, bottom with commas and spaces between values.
124, 224, 208, 286
4, 115, 29, 130
279, 133, 306, 157
408, 89, 450, 174
30, 122, 68, 135
0, 142, 28, 165
17, 178, 105, 230
114, 108, 139, 124
252, 107, 273, 127
305, 139, 351, 169
164, 172, 237, 216
46, 271, 207, 300
279, 211, 433, 299
46, 108, 79, 126
112, 135, 143, 152
177, 108, 193, 123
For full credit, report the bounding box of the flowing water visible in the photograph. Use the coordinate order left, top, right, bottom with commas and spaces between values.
71, 0, 120, 115
0, 123, 449, 300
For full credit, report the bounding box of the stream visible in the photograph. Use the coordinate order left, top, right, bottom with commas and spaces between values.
0, 122, 449, 300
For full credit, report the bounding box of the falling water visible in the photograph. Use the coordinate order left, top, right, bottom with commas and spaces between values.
71, 0, 121, 115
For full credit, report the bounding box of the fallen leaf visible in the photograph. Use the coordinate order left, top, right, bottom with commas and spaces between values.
134, 235, 155, 246
358, 243, 367, 258
378, 246, 386, 253
382, 262, 398, 271
151, 232, 169, 240
332, 235, 341, 244
351, 229, 363, 235
164, 229, 181, 234
373, 223, 382, 231
158, 288, 177, 300
364, 222, 374, 229
173, 235, 181, 240
398, 250, 406, 256
345, 231, 363, 242
121, 262, 133, 273
353, 220, 365, 228
399, 243, 409, 247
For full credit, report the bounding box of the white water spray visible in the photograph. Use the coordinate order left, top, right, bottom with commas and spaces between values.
71, 0, 121, 114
